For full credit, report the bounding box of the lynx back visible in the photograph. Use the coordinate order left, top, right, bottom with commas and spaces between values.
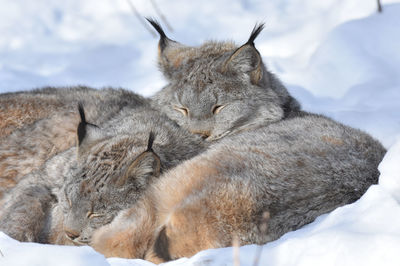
91, 113, 385, 263
0, 86, 148, 204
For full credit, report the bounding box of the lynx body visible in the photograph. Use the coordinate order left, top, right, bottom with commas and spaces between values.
0, 100, 204, 244
90, 21, 386, 263
0, 86, 146, 203
92, 113, 385, 263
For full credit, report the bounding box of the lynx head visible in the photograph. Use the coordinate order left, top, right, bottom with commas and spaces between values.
59, 105, 161, 245
149, 19, 300, 140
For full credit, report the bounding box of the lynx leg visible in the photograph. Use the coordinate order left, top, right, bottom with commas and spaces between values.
91, 200, 157, 259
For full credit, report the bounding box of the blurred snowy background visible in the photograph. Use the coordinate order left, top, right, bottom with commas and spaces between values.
1, 0, 400, 265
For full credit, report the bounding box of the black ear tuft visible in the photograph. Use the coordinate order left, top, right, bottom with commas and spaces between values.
145, 18, 167, 39
77, 103, 99, 146
146, 131, 155, 152
146, 17, 168, 51
246, 23, 265, 46
78, 103, 86, 124
77, 103, 87, 146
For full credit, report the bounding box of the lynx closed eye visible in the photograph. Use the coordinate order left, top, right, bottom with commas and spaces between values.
173, 106, 189, 116
212, 105, 226, 114
87, 212, 104, 219
151, 22, 301, 140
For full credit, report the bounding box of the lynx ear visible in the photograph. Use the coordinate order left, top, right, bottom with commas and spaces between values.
221, 23, 265, 85
77, 103, 103, 153
115, 132, 161, 187
146, 18, 191, 78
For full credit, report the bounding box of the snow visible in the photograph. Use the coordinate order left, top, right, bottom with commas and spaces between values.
0, 232, 109, 266
379, 138, 400, 203
280, 3, 400, 147
1, 0, 400, 265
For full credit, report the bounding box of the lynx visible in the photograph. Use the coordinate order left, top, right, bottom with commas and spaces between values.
91, 113, 386, 263
149, 19, 300, 140
0, 86, 147, 203
0, 101, 204, 244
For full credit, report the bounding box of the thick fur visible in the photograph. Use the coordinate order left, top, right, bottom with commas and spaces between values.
149, 21, 300, 140
91, 113, 386, 263
0, 99, 204, 245
0, 86, 147, 204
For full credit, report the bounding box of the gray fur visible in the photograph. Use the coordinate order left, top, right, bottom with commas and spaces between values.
0, 86, 148, 205
89, 22, 386, 262
91, 113, 386, 262
0, 98, 204, 245
0, 149, 75, 243
204, 113, 386, 243
149, 21, 300, 140
1, 23, 386, 263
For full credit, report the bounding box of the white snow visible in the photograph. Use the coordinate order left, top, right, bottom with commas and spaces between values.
0, 232, 109, 266
1, 0, 400, 265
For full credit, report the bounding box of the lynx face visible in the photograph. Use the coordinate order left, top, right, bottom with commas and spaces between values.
150, 20, 300, 140
58, 108, 161, 245
0, 99, 203, 245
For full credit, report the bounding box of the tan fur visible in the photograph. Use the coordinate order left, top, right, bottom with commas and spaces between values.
0, 177, 17, 200
0, 97, 64, 138
250, 63, 263, 85
0, 112, 78, 205
92, 200, 157, 259
249, 148, 272, 159
93, 157, 260, 261
160, 41, 236, 73
189, 129, 211, 138
0, 86, 147, 205
91, 114, 384, 263
0, 95, 204, 246
321, 135, 344, 146
173, 56, 184, 68
158, 172, 260, 260
91, 160, 221, 259
90, 23, 385, 263
156, 160, 221, 217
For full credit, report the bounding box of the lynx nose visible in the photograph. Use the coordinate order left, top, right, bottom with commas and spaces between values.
65, 229, 80, 240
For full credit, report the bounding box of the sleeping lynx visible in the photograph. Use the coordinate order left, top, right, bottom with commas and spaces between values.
0, 86, 147, 203
0, 22, 385, 264
0, 100, 204, 244
91, 112, 386, 263
149, 19, 300, 140
89, 22, 386, 263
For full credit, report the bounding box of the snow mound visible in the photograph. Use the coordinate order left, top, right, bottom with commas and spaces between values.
280, 4, 400, 147
379, 137, 400, 203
